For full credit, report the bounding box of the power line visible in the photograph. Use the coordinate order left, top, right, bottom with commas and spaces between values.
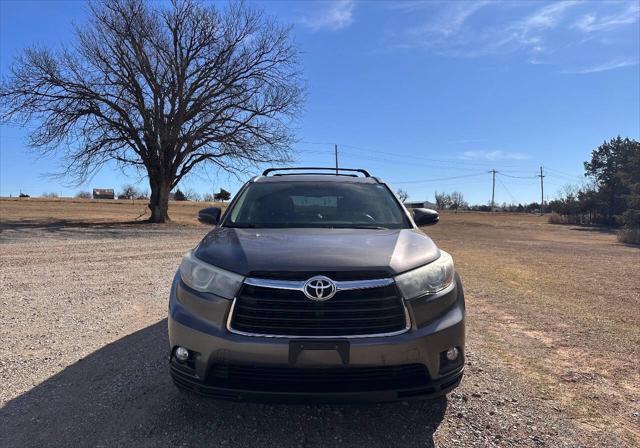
498, 172, 538, 179
545, 167, 585, 180
299, 142, 588, 182
544, 172, 580, 183
293, 141, 585, 205
496, 176, 518, 203
337, 152, 489, 172
390, 172, 487, 185
538, 166, 545, 213
490, 169, 496, 210
341, 143, 525, 168
302, 141, 531, 169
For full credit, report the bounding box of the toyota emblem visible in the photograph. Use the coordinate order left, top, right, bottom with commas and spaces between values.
303, 276, 337, 301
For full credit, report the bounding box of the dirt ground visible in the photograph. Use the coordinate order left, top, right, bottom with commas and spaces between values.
1, 199, 638, 447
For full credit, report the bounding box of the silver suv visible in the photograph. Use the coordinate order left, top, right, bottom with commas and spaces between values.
168, 167, 465, 402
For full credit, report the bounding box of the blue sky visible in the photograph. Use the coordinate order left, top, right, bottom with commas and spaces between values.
1, 0, 639, 205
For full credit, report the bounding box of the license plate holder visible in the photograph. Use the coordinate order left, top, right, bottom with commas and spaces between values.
288, 340, 350, 365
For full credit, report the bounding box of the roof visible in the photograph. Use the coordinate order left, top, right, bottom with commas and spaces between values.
254, 167, 382, 184
253, 174, 381, 184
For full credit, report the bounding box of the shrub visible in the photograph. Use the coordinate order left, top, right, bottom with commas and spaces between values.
119, 184, 138, 200
183, 189, 200, 201
134, 190, 148, 200
173, 189, 187, 201
617, 228, 640, 244
548, 212, 563, 224
214, 188, 231, 203
42, 192, 59, 198
75, 191, 91, 199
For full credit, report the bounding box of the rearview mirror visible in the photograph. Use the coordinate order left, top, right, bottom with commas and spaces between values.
413, 208, 439, 226
198, 207, 222, 225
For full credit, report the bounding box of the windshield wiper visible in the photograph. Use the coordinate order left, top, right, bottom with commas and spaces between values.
225, 223, 258, 228
225, 223, 389, 229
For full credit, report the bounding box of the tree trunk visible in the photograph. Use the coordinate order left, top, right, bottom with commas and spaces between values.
148, 176, 172, 223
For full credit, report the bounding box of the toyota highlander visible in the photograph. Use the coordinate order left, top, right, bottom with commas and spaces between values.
168, 167, 465, 402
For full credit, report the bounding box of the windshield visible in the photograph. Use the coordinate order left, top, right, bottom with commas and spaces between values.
224, 181, 410, 229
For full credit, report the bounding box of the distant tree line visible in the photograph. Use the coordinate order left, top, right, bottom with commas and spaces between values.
432, 189, 544, 213
468, 202, 542, 213
434, 191, 467, 212
69, 185, 232, 202
172, 188, 231, 203
547, 137, 639, 243
75, 191, 92, 199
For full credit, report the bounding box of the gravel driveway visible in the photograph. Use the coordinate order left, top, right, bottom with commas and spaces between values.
0, 222, 628, 447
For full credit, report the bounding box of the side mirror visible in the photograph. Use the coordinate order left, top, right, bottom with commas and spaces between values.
413, 208, 439, 226
198, 207, 221, 225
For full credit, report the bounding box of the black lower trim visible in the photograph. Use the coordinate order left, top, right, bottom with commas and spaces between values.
170, 363, 463, 403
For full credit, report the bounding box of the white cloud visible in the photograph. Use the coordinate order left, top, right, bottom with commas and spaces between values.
384, 1, 431, 12
383, 1, 639, 73
410, 1, 490, 36
478, 1, 580, 55
388, 1, 580, 56
560, 58, 638, 74
572, 3, 639, 32
459, 150, 529, 161
521, 1, 579, 30
300, 0, 354, 31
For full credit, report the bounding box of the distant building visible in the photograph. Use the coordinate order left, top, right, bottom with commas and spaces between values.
92, 188, 115, 200
404, 201, 437, 209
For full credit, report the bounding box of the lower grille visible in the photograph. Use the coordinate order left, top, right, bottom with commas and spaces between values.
208, 364, 429, 392
230, 282, 408, 337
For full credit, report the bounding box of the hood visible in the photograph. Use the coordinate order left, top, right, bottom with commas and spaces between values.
194, 227, 440, 277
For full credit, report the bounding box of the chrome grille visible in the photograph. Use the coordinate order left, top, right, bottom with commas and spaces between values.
228, 277, 409, 337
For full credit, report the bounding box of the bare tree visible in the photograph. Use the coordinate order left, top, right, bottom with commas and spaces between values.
396, 188, 409, 203
119, 184, 139, 199
449, 191, 466, 213
183, 188, 201, 201
0, 0, 303, 222
434, 191, 451, 210
75, 191, 92, 199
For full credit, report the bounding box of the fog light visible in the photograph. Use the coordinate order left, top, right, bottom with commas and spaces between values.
175, 346, 189, 362
446, 347, 459, 361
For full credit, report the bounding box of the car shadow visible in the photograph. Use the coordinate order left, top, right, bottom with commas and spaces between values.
569, 225, 618, 235
2, 320, 447, 448
0, 219, 203, 241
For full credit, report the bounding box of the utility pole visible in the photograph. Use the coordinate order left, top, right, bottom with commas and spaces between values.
490, 169, 496, 211
538, 166, 545, 214
335, 144, 339, 175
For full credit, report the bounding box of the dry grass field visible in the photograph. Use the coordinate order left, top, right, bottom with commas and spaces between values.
427, 212, 640, 444
1, 198, 638, 447
0, 196, 228, 226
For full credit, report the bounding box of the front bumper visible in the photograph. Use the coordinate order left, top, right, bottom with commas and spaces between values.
168, 273, 466, 402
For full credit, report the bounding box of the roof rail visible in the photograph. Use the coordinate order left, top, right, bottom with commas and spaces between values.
262, 167, 371, 177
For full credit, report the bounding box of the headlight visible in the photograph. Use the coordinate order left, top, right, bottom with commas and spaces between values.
179, 250, 244, 299
394, 250, 454, 299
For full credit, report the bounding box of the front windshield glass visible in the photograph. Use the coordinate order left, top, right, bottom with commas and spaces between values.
225, 181, 410, 229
